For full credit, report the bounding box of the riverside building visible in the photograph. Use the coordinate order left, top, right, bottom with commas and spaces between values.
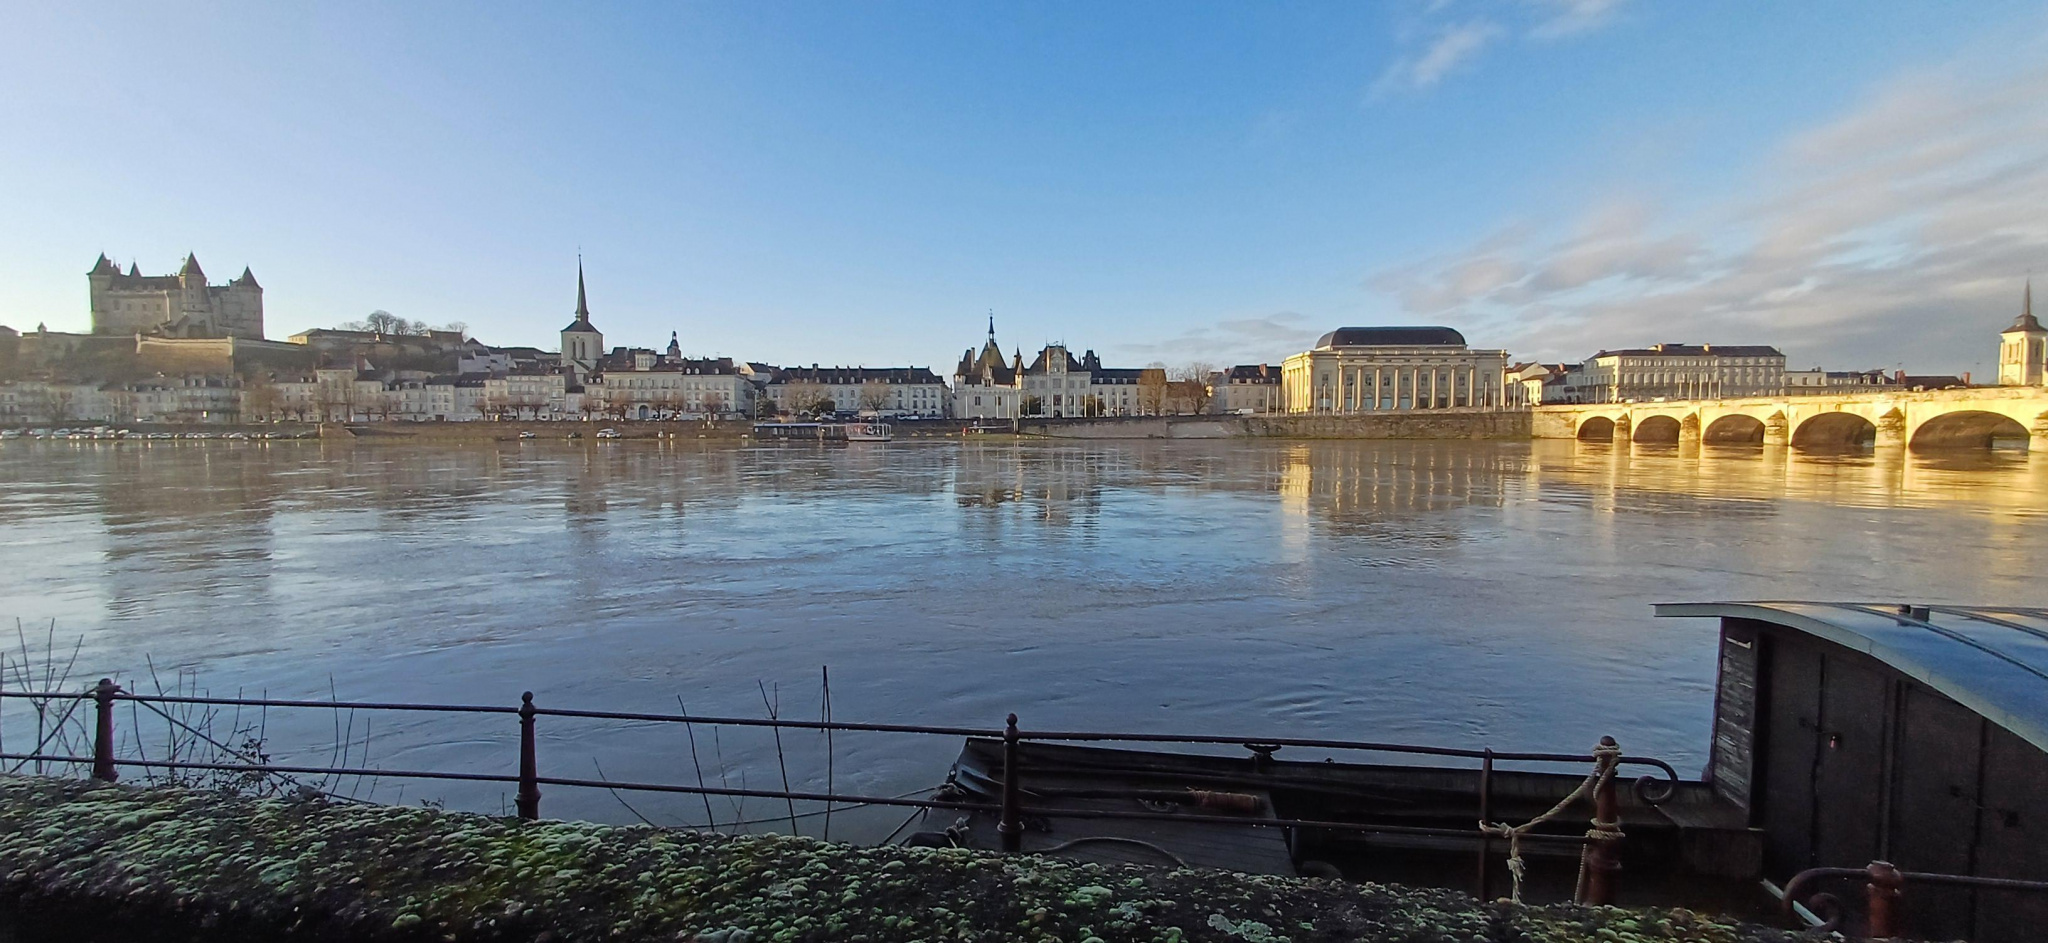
88, 253, 264, 340
2000, 281, 2046, 387
1578, 343, 1786, 403
1280, 327, 1509, 413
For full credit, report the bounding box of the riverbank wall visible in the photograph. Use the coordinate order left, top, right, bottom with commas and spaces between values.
0, 777, 1793, 943
1018, 411, 1531, 440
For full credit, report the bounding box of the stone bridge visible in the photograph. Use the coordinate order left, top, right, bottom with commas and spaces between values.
1532, 386, 2048, 450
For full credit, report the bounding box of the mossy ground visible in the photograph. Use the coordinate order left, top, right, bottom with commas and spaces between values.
0, 777, 1801, 943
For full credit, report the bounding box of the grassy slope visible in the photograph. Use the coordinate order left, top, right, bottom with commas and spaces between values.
0, 778, 1800, 943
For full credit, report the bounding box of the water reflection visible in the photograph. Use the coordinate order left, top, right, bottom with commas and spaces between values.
0, 437, 2043, 831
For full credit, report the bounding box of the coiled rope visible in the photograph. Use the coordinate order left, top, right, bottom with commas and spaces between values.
1477, 740, 1624, 904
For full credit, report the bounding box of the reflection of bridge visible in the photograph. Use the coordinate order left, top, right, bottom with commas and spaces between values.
1533, 387, 2048, 450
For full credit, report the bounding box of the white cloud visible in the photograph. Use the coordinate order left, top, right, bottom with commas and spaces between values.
1372, 19, 1505, 97
1529, 0, 1629, 40
1366, 55, 2048, 372
1116, 311, 1320, 365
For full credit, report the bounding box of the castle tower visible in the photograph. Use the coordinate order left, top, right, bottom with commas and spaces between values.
2000, 279, 2046, 387
559, 258, 604, 383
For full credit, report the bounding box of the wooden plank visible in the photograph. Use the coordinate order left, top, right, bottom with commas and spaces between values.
1811, 651, 1887, 870
1885, 683, 1982, 938
1710, 621, 1762, 813
1972, 726, 2048, 943
1760, 633, 1822, 876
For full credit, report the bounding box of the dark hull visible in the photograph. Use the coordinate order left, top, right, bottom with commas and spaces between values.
938, 738, 1765, 913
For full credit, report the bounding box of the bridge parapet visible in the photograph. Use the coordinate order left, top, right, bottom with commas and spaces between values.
1533, 386, 2048, 451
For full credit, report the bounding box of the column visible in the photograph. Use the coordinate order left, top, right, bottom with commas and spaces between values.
1373, 368, 1383, 410
1429, 368, 1440, 409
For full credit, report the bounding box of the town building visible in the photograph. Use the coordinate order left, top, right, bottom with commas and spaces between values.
1020, 345, 1152, 417
767, 365, 948, 418
1507, 363, 1580, 406
1212, 364, 1283, 414
1280, 327, 1509, 413
88, 254, 264, 340
2000, 280, 2046, 387
1785, 368, 1898, 393
952, 320, 1025, 419
587, 357, 755, 420
1577, 343, 1786, 403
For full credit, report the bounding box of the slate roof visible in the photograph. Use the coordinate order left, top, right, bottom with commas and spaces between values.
1314, 327, 1466, 349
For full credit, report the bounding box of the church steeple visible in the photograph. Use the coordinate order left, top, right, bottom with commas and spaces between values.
575, 256, 592, 323
2010, 278, 2043, 333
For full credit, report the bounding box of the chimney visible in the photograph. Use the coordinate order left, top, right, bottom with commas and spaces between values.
1895, 369, 1906, 383
1963, 371, 1971, 386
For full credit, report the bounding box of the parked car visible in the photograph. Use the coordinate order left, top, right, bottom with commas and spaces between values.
596, 428, 621, 439
518, 431, 537, 440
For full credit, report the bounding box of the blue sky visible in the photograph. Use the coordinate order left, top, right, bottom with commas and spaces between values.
3, 1, 2045, 375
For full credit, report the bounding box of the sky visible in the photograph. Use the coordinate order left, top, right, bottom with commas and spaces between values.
3, 1, 2046, 376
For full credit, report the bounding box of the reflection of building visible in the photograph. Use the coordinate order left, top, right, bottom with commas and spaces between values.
1212, 364, 1282, 414
1281, 327, 1508, 413
2000, 281, 2045, 387
89, 254, 264, 339
1579, 343, 1785, 403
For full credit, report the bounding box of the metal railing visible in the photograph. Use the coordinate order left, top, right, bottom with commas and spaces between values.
0, 679, 1682, 905
1782, 861, 2048, 938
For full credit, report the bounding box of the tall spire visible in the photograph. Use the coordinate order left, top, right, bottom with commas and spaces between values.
575, 255, 590, 322
987, 310, 995, 341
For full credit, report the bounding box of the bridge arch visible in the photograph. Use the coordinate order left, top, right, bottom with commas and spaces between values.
1633, 415, 1683, 444
1909, 410, 2031, 450
1577, 416, 1617, 441
1791, 411, 1876, 450
1703, 414, 1766, 444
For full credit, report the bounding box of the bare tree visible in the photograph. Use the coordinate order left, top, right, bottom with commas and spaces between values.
1168, 363, 1216, 415
700, 390, 727, 418
1137, 366, 1169, 416
857, 379, 892, 415
781, 380, 828, 417
341, 310, 430, 336
242, 376, 281, 422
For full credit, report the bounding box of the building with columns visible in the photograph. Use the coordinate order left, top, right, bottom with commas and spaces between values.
2000, 280, 2046, 387
88, 253, 264, 339
1280, 327, 1508, 414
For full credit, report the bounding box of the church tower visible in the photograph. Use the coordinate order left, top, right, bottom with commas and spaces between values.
2000, 279, 2046, 387
560, 258, 604, 384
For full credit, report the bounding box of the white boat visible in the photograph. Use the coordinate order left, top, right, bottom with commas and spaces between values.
842, 421, 892, 442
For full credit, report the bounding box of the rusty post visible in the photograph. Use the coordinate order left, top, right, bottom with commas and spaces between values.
1476, 747, 1494, 900
1865, 860, 1903, 939
998, 713, 1022, 852
1580, 736, 1623, 906
516, 691, 541, 821
91, 678, 120, 782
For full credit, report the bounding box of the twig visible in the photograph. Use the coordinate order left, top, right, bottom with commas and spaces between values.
676, 698, 718, 831
591, 758, 657, 826
760, 681, 798, 836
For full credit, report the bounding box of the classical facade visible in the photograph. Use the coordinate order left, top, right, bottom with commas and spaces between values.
1578, 343, 1785, 403
1281, 327, 1509, 413
2000, 281, 2046, 387
1021, 345, 1151, 417
588, 358, 755, 420
89, 254, 264, 340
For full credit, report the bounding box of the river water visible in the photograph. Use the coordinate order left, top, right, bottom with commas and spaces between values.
1, 438, 2043, 835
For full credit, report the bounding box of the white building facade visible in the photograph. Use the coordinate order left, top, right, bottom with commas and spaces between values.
1578, 343, 1786, 403
1281, 327, 1509, 413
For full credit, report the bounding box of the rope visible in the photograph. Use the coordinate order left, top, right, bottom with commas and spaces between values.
1477, 741, 1624, 904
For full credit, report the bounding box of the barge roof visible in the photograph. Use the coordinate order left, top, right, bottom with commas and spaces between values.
1656, 601, 2048, 754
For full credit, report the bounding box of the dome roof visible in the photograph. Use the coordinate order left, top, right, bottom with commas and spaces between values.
1314, 326, 1466, 349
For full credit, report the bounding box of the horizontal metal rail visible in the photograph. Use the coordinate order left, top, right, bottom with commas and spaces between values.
1781, 861, 2048, 936
0, 751, 1600, 845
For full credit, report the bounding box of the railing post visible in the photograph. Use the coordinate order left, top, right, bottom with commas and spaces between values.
1580, 736, 1623, 905
91, 678, 120, 782
1475, 747, 1494, 899
998, 713, 1022, 852
1866, 860, 1903, 939
516, 691, 540, 821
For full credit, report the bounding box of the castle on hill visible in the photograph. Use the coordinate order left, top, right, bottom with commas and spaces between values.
88, 253, 264, 340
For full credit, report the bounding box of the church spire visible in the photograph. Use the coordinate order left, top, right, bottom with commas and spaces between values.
987, 310, 995, 342
575, 255, 591, 323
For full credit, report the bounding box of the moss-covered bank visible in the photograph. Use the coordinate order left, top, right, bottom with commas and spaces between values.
0, 778, 1799, 943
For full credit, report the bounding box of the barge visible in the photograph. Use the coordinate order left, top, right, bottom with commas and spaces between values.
928, 601, 2048, 942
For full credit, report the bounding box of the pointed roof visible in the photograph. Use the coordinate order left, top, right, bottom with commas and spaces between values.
561, 258, 602, 334
2007, 279, 2043, 333
127, 262, 140, 277
236, 266, 260, 289
179, 253, 205, 280
88, 253, 115, 275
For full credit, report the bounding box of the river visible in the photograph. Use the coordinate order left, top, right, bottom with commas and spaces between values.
0, 437, 2042, 836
